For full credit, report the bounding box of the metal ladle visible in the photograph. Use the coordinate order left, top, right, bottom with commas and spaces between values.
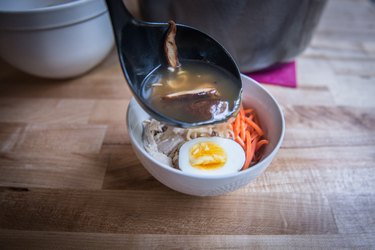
105, 0, 242, 128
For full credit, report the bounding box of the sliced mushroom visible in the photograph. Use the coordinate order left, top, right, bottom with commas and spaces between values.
164, 20, 180, 68
186, 99, 228, 121
161, 87, 219, 101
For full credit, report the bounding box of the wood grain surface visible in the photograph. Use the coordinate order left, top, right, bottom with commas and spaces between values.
1, 0, 375, 249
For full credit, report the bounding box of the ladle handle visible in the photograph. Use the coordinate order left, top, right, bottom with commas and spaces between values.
105, 0, 136, 40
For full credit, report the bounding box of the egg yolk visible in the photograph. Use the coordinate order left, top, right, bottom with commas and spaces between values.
189, 142, 227, 170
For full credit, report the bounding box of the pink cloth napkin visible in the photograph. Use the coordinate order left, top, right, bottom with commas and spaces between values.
243, 61, 297, 88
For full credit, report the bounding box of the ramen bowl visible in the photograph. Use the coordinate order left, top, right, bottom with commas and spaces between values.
126, 74, 285, 196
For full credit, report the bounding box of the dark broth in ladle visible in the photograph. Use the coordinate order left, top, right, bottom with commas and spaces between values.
141, 60, 241, 124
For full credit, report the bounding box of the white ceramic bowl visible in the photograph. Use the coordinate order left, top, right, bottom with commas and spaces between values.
0, 0, 114, 78
127, 74, 285, 196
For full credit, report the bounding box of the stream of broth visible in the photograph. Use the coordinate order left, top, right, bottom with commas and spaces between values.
141, 60, 240, 124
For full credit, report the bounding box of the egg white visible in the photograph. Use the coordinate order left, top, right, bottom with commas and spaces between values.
178, 137, 245, 176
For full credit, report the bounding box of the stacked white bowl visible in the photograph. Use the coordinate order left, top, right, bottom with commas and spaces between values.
0, 0, 114, 78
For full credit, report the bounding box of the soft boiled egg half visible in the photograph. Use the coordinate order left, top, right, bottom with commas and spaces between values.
178, 137, 245, 176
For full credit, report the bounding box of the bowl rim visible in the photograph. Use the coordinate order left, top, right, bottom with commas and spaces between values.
0, 0, 94, 14
0, 0, 108, 31
126, 74, 285, 180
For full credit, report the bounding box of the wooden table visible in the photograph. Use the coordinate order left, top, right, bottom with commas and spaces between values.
1, 0, 374, 248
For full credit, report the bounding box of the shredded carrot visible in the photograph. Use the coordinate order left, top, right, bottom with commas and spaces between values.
234, 114, 241, 137
251, 133, 259, 142
235, 136, 245, 149
242, 131, 252, 170
250, 137, 258, 162
256, 139, 269, 151
244, 108, 254, 115
239, 107, 245, 117
240, 120, 246, 141
230, 105, 268, 170
243, 117, 264, 136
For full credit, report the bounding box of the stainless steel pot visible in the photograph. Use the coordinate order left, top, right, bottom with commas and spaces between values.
139, 0, 327, 72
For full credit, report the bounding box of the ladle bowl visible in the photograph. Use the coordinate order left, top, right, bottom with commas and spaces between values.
105, 0, 242, 127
